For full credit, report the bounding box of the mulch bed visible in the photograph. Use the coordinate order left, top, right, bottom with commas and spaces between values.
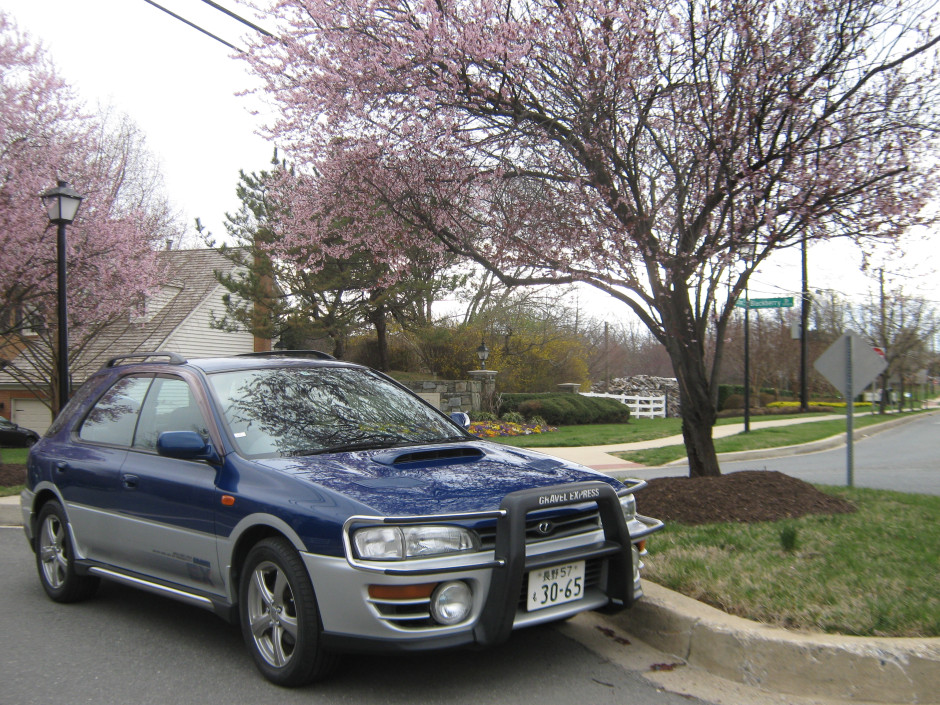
1, 463, 855, 525
638, 470, 857, 525
0, 464, 26, 487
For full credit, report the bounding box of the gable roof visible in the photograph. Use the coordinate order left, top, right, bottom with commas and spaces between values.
68, 248, 243, 382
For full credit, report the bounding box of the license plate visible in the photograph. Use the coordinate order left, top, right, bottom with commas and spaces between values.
526, 561, 585, 611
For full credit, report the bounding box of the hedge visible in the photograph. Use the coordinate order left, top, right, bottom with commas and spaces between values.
499, 393, 630, 425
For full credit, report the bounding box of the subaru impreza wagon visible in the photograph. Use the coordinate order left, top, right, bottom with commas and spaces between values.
21, 351, 662, 686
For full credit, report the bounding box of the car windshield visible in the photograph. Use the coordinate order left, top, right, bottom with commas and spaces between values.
208, 366, 466, 458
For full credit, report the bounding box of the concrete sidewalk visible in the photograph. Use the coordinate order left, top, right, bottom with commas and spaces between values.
3, 410, 937, 704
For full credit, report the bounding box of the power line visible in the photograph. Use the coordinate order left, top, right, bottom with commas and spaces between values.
199, 0, 273, 37
141, 0, 243, 51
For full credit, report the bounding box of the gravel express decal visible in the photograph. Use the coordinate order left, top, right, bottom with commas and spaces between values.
537, 488, 600, 506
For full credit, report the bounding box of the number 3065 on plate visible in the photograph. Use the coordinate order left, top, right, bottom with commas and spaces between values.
526, 561, 585, 611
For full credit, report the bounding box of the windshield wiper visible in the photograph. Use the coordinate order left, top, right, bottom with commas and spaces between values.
291, 435, 415, 456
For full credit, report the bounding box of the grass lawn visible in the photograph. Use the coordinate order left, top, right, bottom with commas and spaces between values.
491, 413, 838, 448
616, 412, 919, 466
645, 485, 940, 637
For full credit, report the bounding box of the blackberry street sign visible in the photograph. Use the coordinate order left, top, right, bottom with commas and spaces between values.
734, 296, 795, 309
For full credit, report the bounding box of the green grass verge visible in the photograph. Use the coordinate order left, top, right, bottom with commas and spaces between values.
491, 413, 837, 448
616, 412, 920, 466
645, 485, 940, 637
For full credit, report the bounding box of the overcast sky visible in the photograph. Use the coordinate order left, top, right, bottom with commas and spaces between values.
4, 0, 937, 314
5, 0, 273, 245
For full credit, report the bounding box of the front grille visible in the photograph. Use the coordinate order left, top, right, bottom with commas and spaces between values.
475, 505, 602, 550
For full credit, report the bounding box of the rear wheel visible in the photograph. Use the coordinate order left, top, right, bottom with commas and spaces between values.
34, 500, 99, 602
239, 537, 338, 686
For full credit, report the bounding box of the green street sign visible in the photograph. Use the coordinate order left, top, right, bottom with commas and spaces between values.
734, 296, 795, 309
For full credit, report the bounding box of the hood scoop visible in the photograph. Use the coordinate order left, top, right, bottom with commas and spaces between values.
371, 445, 485, 468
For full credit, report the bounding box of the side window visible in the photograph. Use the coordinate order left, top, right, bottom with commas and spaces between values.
78, 376, 153, 446
133, 377, 209, 451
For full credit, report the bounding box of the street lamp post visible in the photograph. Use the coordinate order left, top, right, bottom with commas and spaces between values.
42, 181, 83, 413
476, 338, 490, 370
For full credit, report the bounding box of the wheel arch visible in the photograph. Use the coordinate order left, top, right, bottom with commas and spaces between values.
225, 515, 311, 608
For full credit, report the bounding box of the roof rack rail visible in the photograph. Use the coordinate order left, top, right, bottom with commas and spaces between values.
237, 350, 336, 361
102, 352, 187, 369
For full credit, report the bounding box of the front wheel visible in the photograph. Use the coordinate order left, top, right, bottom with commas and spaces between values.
34, 500, 99, 602
239, 537, 338, 686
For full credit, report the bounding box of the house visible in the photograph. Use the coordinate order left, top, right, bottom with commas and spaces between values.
0, 248, 268, 435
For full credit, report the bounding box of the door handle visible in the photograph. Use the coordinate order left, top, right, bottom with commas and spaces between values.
54, 461, 69, 473
122, 474, 139, 489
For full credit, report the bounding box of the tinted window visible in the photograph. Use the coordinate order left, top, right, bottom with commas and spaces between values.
134, 377, 209, 450
209, 367, 462, 458
79, 376, 152, 446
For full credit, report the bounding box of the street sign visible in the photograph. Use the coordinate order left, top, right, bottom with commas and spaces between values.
813, 331, 888, 487
734, 296, 795, 309
814, 331, 887, 399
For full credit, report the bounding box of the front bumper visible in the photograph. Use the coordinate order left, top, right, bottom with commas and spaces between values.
309, 481, 663, 651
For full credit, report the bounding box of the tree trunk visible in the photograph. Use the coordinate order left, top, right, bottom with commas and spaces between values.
661, 301, 722, 477
674, 365, 722, 477
369, 297, 390, 371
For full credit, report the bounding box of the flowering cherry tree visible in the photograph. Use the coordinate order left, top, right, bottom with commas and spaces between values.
244, 0, 940, 476
0, 13, 172, 413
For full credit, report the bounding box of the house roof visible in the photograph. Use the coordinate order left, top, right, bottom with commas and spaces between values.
68, 248, 241, 381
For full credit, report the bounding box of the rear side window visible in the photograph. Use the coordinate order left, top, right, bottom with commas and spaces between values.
78, 376, 152, 446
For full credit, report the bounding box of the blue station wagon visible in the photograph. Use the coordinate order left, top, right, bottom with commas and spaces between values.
21, 351, 663, 686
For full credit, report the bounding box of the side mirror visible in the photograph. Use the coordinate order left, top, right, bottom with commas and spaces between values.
449, 412, 471, 430
157, 431, 217, 462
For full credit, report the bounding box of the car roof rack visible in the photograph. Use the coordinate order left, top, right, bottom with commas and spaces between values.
102, 351, 187, 368
237, 350, 336, 361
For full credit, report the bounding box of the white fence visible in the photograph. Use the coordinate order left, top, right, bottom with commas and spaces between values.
582, 392, 667, 419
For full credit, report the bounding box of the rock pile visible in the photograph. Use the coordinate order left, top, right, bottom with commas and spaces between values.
591, 375, 681, 417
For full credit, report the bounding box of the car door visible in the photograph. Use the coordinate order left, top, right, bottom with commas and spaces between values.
65, 375, 153, 564
112, 374, 225, 596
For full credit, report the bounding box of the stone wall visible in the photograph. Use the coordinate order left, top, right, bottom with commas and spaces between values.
401, 379, 482, 413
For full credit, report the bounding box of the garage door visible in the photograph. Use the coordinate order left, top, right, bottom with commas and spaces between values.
12, 399, 52, 435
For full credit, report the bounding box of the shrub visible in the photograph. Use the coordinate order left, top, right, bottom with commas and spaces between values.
500, 393, 630, 425
470, 410, 499, 422
501, 411, 526, 424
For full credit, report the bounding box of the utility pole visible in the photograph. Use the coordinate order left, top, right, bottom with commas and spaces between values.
879, 269, 887, 414
800, 239, 810, 411
604, 321, 610, 394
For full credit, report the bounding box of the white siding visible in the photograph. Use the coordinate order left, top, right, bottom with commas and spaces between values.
160, 283, 255, 358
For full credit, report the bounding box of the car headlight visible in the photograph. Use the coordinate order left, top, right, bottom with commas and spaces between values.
619, 494, 637, 523
353, 525, 479, 560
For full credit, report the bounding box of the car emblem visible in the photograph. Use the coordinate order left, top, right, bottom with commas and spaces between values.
537, 521, 554, 535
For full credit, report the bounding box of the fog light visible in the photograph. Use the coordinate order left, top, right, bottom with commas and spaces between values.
430, 581, 472, 625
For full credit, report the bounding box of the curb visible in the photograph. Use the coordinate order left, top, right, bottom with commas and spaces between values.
611, 582, 940, 704
0, 494, 20, 527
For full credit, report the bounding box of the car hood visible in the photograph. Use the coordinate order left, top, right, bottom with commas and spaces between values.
251, 441, 622, 517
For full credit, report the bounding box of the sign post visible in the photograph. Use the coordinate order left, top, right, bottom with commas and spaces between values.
813, 331, 887, 486
735, 296, 794, 432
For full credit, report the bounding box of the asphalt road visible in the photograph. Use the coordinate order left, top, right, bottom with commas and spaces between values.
635, 412, 940, 494
0, 528, 710, 705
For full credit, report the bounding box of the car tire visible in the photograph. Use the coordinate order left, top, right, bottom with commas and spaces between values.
239, 537, 338, 686
34, 500, 100, 602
